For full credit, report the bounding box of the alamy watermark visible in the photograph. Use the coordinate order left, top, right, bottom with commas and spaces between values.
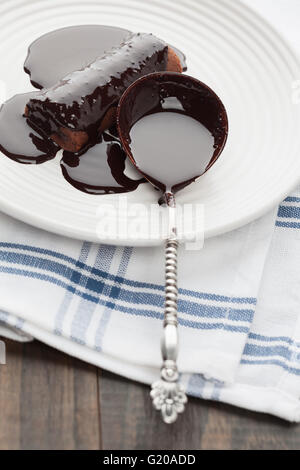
96, 197, 205, 250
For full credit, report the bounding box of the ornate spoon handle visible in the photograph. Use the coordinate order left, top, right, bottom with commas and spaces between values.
150, 233, 187, 423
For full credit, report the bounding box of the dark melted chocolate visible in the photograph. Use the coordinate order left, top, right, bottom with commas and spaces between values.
0, 26, 188, 196
0, 92, 58, 164
24, 25, 131, 89
61, 131, 143, 194
27, 33, 169, 141
24, 25, 187, 89
118, 72, 228, 193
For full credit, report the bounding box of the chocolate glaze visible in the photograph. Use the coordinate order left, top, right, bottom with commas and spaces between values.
24, 25, 187, 89
0, 92, 59, 164
24, 25, 131, 89
60, 130, 144, 194
117, 72, 228, 194
26, 33, 169, 142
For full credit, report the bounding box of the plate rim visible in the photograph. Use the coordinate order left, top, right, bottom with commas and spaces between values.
0, 0, 299, 245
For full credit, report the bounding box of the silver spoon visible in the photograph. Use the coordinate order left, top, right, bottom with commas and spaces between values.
117, 72, 228, 423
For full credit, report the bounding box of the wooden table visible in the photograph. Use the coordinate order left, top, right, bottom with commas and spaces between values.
0, 338, 299, 450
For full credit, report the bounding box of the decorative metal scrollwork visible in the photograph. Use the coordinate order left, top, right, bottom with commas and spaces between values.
150, 235, 187, 423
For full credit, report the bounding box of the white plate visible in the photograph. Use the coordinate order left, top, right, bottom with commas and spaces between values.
0, 0, 300, 246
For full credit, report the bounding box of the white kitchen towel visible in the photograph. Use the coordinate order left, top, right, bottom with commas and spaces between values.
0, 206, 276, 382
1, 188, 300, 422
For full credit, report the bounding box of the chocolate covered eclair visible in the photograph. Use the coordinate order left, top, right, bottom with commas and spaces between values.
25, 32, 182, 152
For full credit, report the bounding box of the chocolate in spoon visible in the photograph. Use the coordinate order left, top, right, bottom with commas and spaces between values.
117, 72, 228, 423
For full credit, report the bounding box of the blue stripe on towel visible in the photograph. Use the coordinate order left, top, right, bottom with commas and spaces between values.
276, 221, 300, 229
275, 198, 300, 229
276, 202, 300, 229
211, 381, 223, 401
0, 248, 256, 324
243, 343, 295, 361
95, 246, 133, 351
249, 332, 300, 348
278, 206, 300, 219
0, 311, 9, 323
2, 262, 300, 376
284, 197, 300, 203
0, 243, 256, 305
241, 359, 300, 376
187, 374, 206, 397
0, 265, 253, 334
70, 244, 116, 345
55, 242, 91, 335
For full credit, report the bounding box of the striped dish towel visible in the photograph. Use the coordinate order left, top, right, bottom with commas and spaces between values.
1, 186, 300, 421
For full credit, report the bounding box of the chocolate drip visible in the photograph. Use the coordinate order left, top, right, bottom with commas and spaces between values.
0, 92, 58, 164
60, 131, 143, 194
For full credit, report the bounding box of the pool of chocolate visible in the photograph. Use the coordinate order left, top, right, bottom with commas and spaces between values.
118, 73, 228, 194
61, 130, 143, 194
0, 92, 59, 164
129, 111, 214, 192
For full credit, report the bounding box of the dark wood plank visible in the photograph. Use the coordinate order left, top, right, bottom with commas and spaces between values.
0, 338, 22, 449
1, 337, 300, 450
99, 370, 300, 450
99, 370, 213, 450
0, 338, 101, 450
199, 401, 300, 450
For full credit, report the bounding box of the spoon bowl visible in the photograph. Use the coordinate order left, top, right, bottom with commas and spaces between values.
117, 72, 228, 196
